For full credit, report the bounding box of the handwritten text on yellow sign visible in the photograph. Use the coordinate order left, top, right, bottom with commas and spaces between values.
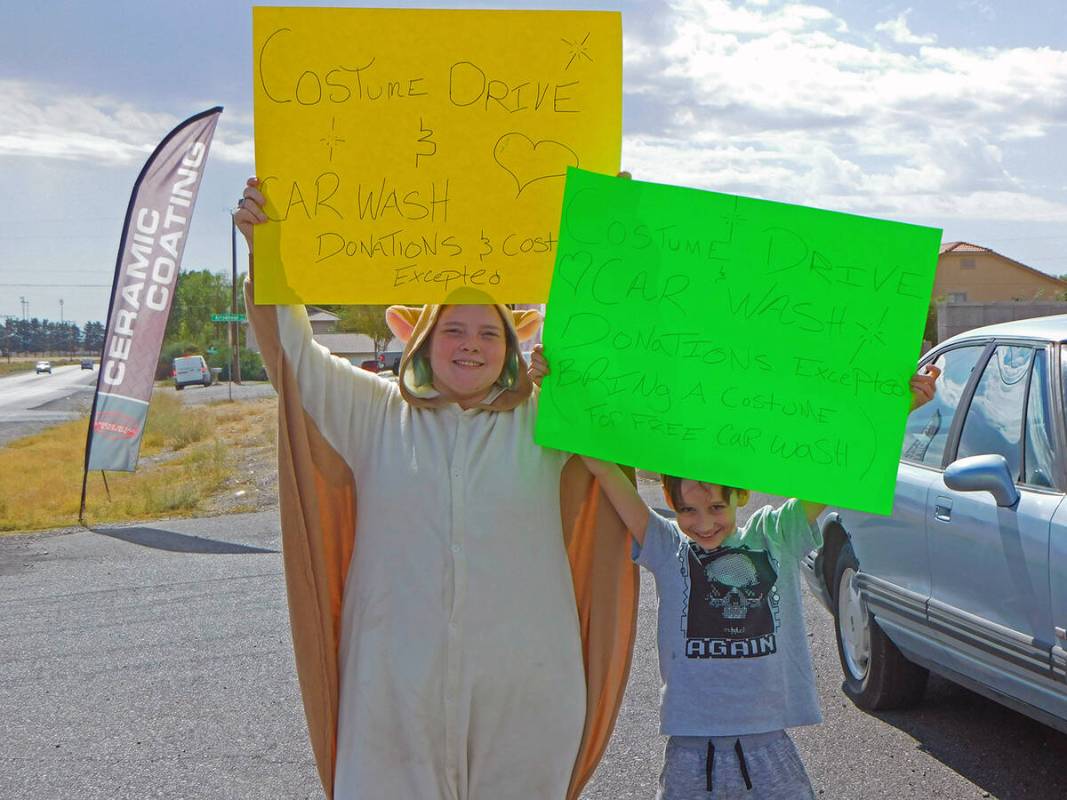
252, 7, 622, 304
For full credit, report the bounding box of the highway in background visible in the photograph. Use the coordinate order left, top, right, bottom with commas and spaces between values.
0, 364, 95, 425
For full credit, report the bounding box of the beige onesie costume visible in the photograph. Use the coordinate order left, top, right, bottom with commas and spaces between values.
246, 284, 638, 799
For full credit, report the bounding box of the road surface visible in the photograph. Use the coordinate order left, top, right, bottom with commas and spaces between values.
0, 364, 95, 423
0, 364, 96, 445
2, 487, 1065, 798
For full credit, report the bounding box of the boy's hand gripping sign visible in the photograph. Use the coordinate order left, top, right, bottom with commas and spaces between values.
535, 169, 941, 515
252, 7, 622, 304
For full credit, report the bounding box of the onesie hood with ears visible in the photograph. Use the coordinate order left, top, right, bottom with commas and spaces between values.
385, 290, 543, 411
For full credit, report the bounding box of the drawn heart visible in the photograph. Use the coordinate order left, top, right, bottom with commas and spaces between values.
555, 250, 593, 292
494, 133, 580, 197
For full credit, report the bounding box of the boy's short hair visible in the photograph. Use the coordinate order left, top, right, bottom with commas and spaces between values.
660, 474, 741, 510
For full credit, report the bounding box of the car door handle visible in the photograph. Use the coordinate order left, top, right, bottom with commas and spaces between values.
934, 496, 952, 522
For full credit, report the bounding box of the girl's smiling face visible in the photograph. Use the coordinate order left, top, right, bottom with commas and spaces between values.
428, 304, 508, 408
673, 481, 739, 549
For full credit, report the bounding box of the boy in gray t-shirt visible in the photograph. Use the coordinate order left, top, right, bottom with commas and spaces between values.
585, 464, 824, 799
638, 497, 823, 740
527, 347, 939, 798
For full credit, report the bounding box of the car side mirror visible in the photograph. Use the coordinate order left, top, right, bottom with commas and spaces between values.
944, 454, 1020, 508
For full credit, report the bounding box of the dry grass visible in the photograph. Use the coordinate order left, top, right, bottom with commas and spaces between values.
0, 393, 278, 533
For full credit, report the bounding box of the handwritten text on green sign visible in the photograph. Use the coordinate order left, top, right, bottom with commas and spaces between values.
535, 169, 940, 515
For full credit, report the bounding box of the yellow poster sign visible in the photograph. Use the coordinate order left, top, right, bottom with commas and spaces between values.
252, 7, 622, 304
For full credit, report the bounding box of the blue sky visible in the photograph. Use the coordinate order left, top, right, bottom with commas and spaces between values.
1, 0, 1066, 325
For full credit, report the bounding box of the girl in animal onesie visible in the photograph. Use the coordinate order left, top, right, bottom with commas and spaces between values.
234, 178, 638, 800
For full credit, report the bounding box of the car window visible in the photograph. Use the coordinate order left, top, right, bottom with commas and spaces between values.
1022, 349, 1055, 488
956, 345, 1034, 478
901, 345, 985, 466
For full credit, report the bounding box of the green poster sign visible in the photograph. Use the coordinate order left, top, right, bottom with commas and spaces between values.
211, 312, 247, 323
534, 169, 941, 515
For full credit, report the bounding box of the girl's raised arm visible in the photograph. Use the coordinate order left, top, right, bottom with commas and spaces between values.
235, 177, 390, 461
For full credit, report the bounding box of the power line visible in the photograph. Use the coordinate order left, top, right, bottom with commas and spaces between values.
0, 285, 111, 292
0, 215, 115, 224
0, 233, 117, 241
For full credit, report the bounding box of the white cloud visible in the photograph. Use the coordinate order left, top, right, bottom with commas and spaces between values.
620, 0, 1067, 224
875, 11, 937, 46
0, 80, 252, 165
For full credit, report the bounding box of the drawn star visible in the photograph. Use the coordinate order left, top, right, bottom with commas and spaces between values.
561, 32, 593, 70
850, 307, 889, 365
319, 117, 346, 162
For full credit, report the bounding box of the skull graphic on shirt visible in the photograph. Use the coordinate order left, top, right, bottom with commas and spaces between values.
686, 545, 778, 641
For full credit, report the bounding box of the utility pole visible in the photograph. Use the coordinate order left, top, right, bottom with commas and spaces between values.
59, 298, 64, 323
19, 296, 28, 320
230, 213, 242, 386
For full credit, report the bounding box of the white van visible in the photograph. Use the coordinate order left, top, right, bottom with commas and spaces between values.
172, 355, 213, 390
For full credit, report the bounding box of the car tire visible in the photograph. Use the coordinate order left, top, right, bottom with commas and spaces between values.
832, 543, 928, 710
175, 384, 184, 391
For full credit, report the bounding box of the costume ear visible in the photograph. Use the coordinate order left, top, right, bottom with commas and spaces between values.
386, 306, 422, 343
511, 309, 543, 343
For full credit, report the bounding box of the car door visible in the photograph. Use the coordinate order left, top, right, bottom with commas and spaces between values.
1049, 350, 1067, 701
1048, 502, 1067, 700
926, 342, 1061, 701
843, 344, 986, 630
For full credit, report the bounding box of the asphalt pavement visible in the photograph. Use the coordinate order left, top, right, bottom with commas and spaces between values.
1, 493, 1065, 799
0, 365, 96, 445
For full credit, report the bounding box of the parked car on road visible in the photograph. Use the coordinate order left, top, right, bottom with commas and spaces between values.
35, 360, 51, 374
80, 359, 94, 370
377, 350, 403, 375
172, 354, 213, 390
803, 315, 1067, 734
359, 359, 380, 373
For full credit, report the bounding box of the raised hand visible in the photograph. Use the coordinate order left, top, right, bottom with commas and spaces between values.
232, 177, 268, 254
528, 343, 550, 387
909, 364, 941, 411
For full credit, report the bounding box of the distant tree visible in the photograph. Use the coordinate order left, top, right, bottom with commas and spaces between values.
924, 297, 942, 345
335, 305, 393, 355
158, 268, 259, 380
165, 268, 231, 345
1, 318, 15, 358
82, 321, 106, 353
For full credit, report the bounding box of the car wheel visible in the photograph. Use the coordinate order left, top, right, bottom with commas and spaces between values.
175, 384, 184, 391
832, 543, 928, 710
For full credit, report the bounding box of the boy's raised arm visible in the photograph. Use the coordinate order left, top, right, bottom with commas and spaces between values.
909, 364, 940, 410
529, 346, 650, 541
798, 366, 941, 524
581, 456, 651, 545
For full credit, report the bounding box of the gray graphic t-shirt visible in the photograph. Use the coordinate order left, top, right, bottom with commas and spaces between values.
635, 499, 824, 736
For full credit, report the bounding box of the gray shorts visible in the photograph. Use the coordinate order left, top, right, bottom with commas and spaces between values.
657, 730, 815, 800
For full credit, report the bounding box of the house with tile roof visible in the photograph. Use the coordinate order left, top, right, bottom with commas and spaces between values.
936, 242, 1067, 303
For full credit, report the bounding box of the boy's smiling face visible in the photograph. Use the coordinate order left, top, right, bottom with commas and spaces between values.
673, 481, 740, 549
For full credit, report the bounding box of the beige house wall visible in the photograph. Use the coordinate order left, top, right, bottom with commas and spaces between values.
934, 253, 1066, 303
